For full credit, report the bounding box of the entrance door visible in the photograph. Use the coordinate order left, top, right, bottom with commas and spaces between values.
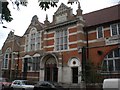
72, 67, 78, 83
44, 57, 58, 82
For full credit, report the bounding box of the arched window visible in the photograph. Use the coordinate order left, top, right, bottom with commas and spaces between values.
2, 48, 11, 69
102, 48, 120, 72
25, 27, 41, 52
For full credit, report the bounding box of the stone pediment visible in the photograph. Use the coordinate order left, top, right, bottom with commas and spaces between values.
54, 3, 70, 15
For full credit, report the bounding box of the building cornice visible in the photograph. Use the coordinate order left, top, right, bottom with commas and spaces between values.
44, 18, 81, 31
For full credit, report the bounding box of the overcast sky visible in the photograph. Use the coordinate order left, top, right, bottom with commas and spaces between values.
0, 0, 119, 49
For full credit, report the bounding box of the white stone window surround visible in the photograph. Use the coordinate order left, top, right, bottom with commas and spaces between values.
22, 55, 31, 72
2, 48, 11, 69
110, 22, 120, 36
25, 27, 41, 52
67, 57, 82, 84
96, 26, 104, 39
55, 28, 68, 51
68, 57, 81, 67
30, 28, 37, 51
102, 48, 120, 72
3, 53, 9, 69
23, 55, 40, 72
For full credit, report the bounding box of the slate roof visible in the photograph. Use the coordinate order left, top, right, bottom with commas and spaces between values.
83, 4, 120, 27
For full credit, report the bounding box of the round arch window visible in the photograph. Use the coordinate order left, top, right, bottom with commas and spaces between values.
102, 48, 120, 72
68, 57, 80, 67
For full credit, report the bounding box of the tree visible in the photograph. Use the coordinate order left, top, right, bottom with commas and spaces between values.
85, 60, 102, 83
0, 0, 78, 23
0, 1, 13, 23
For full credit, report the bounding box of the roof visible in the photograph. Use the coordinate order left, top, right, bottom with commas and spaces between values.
83, 4, 120, 27
24, 15, 44, 35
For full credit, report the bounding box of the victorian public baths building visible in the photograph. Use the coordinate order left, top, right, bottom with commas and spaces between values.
0, 2, 120, 85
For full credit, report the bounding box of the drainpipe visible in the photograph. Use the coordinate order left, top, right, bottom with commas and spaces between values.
86, 29, 89, 60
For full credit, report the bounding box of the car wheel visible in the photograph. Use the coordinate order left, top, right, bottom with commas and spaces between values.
2, 85, 5, 90
10, 87, 13, 90
22, 88, 25, 90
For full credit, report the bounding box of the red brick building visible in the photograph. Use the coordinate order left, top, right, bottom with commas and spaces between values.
0, 2, 120, 85
84, 4, 120, 79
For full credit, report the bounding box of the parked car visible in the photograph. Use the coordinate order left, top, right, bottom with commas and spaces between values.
33, 81, 64, 90
0, 77, 11, 89
10, 80, 35, 90
103, 78, 120, 90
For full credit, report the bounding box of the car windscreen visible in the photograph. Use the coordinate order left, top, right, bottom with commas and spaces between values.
22, 81, 34, 85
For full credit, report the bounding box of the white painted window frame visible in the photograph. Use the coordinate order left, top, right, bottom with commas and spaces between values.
55, 29, 68, 51
103, 48, 120, 72
25, 27, 41, 52
110, 23, 120, 36
96, 26, 104, 39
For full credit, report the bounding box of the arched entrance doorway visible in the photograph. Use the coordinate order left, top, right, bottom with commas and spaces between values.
68, 57, 81, 84
44, 57, 58, 82
40, 54, 58, 82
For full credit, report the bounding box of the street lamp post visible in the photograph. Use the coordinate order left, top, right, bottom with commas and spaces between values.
3, 26, 15, 32
3, 26, 15, 81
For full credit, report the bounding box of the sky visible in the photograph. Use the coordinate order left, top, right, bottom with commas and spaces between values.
0, 0, 119, 49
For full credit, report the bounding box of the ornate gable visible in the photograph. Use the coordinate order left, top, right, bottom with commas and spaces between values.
53, 3, 73, 24
24, 15, 44, 35
55, 3, 70, 15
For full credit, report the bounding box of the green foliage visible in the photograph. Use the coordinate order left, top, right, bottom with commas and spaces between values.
38, 2, 58, 11
1, 2, 13, 22
38, 0, 79, 11
1, 0, 78, 22
84, 60, 102, 83
67, 0, 78, 5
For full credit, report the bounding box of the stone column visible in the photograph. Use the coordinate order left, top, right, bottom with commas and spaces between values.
39, 68, 44, 81
78, 66, 82, 84
58, 66, 63, 83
